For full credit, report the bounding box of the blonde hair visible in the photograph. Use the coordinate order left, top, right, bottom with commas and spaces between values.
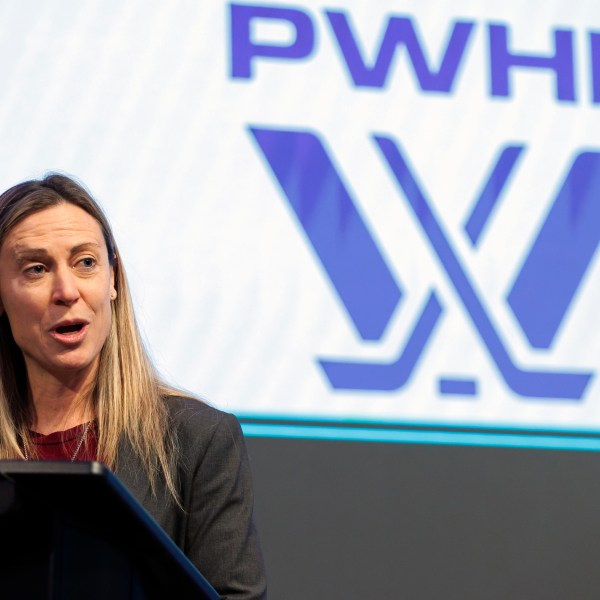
0, 174, 181, 500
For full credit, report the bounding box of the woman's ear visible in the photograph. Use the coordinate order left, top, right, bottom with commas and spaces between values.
109, 269, 117, 301
109, 253, 118, 300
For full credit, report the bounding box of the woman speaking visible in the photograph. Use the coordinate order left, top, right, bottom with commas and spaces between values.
0, 174, 266, 599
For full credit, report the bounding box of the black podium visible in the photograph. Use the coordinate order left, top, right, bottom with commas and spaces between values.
0, 461, 219, 599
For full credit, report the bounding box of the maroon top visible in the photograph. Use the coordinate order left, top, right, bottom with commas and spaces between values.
29, 421, 98, 461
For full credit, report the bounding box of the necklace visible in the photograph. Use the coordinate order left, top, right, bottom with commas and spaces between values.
23, 420, 94, 462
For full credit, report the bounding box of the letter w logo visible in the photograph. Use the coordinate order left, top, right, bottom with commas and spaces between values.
250, 127, 599, 401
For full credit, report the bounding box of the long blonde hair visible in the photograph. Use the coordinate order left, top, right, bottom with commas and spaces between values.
0, 174, 180, 500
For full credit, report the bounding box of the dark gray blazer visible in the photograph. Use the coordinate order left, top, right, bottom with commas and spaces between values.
115, 396, 267, 599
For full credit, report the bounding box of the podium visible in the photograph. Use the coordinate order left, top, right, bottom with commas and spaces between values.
0, 461, 219, 599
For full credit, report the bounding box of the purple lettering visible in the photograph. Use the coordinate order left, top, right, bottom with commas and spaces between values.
230, 3, 315, 79
489, 24, 576, 102
325, 10, 474, 92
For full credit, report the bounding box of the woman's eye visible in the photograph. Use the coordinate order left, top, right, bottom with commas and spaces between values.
78, 257, 96, 269
25, 264, 45, 276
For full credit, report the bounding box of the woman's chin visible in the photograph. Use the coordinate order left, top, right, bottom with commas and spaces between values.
26, 352, 99, 382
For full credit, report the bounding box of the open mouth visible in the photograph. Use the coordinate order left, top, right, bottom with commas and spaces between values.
55, 323, 85, 335
49, 320, 89, 345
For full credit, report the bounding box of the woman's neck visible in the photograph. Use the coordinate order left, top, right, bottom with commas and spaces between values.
26, 362, 96, 435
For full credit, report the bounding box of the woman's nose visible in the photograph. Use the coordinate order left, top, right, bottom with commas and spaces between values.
51, 266, 81, 305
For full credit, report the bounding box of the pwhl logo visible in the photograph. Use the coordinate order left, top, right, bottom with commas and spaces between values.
250, 128, 600, 401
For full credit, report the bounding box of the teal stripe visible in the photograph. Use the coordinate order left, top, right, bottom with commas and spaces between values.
234, 412, 600, 436
241, 423, 600, 451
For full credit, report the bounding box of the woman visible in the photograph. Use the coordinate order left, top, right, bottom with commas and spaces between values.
0, 173, 267, 599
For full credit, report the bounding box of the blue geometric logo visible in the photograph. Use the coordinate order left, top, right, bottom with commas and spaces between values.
250, 127, 599, 401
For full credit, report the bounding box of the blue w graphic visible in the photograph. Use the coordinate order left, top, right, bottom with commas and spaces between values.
250, 127, 599, 400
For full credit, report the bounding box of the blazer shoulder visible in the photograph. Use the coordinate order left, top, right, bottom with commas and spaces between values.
163, 395, 243, 455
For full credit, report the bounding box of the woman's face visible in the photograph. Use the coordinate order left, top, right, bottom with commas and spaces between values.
0, 202, 116, 382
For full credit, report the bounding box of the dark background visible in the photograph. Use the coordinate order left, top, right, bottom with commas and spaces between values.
246, 436, 600, 599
